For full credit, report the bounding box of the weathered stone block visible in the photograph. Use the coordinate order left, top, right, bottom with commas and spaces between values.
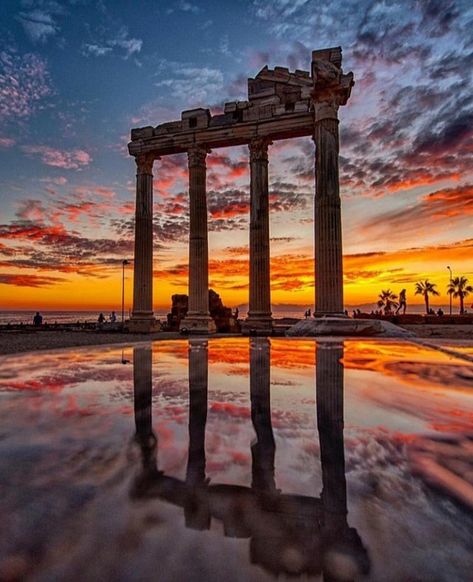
181, 108, 211, 130
294, 100, 310, 112
131, 126, 154, 140
224, 101, 237, 113
286, 317, 414, 338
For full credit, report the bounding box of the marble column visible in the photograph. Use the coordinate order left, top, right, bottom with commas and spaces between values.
130, 154, 157, 332
313, 109, 344, 316
311, 48, 354, 318
180, 145, 216, 334
246, 137, 273, 333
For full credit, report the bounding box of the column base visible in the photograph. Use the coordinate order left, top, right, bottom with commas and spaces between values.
241, 314, 273, 336
127, 315, 160, 334
179, 314, 216, 335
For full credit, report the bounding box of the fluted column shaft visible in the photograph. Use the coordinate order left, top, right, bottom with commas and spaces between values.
188, 146, 210, 316
132, 154, 155, 322
248, 138, 272, 329
314, 111, 344, 316
181, 147, 215, 334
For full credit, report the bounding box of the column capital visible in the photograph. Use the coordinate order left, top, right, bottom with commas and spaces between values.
188, 145, 210, 168
248, 137, 272, 163
311, 54, 354, 123
135, 153, 155, 175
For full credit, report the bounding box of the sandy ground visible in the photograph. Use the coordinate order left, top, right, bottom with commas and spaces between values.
1, 325, 473, 356
0, 330, 184, 355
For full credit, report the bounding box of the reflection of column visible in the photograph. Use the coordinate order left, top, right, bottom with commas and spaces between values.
247, 137, 273, 332
180, 146, 216, 334
130, 154, 157, 332
185, 339, 210, 530
250, 338, 276, 493
316, 341, 370, 579
133, 345, 157, 476
316, 342, 346, 516
186, 339, 209, 485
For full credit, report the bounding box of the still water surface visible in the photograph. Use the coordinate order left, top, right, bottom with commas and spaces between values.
0, 339, 472, 581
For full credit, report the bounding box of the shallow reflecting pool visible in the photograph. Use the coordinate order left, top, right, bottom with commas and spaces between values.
0, 338, 472, 581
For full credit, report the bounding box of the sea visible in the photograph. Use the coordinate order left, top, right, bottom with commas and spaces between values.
0, 304, 454, 325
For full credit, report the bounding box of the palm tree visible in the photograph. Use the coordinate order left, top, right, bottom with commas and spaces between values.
415, 280, 440, 314
447, 276, 473, 314
377, 289, 398, 315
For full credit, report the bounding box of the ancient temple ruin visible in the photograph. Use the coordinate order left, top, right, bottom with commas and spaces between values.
127, 47, 354, 333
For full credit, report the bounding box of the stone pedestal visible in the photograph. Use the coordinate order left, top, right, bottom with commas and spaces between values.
129, 154, 158, 333
180, 146, 216, 335
245, 137, 273, 334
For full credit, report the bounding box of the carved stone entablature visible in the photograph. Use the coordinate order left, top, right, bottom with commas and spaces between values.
311, 46, 354, 116
188, 145, 210, 168
135, 153, 155, 175
249, 137, 272, 163
127, 46, 354, 157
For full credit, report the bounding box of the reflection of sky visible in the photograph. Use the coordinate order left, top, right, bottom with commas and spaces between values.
0, 338, 472, 580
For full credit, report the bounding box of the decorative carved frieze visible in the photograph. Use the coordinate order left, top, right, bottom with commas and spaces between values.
311, 48, 354, 119
249, 137, 272, 163
135, 153, 155, 175
188, 145, 210, 168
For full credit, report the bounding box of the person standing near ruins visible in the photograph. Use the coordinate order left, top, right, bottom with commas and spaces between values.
396, 289, 407, 315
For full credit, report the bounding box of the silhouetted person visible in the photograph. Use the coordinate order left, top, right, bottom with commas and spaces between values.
437, 308, 444, 317
344, 309, 349, 317
396, 289, 407, 314
98, 313, 105, 325
110, 311, 117, 323
234, 307, 239, 320
33, 312, 43, 326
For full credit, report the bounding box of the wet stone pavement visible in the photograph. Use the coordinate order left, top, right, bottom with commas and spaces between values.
0, 338, 472, 581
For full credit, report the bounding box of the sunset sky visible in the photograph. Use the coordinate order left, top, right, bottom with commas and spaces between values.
0, 0, 472, 312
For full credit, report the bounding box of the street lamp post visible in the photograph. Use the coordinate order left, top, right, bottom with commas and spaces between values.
447, 266, 453, 316
122, 259, 129, 329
